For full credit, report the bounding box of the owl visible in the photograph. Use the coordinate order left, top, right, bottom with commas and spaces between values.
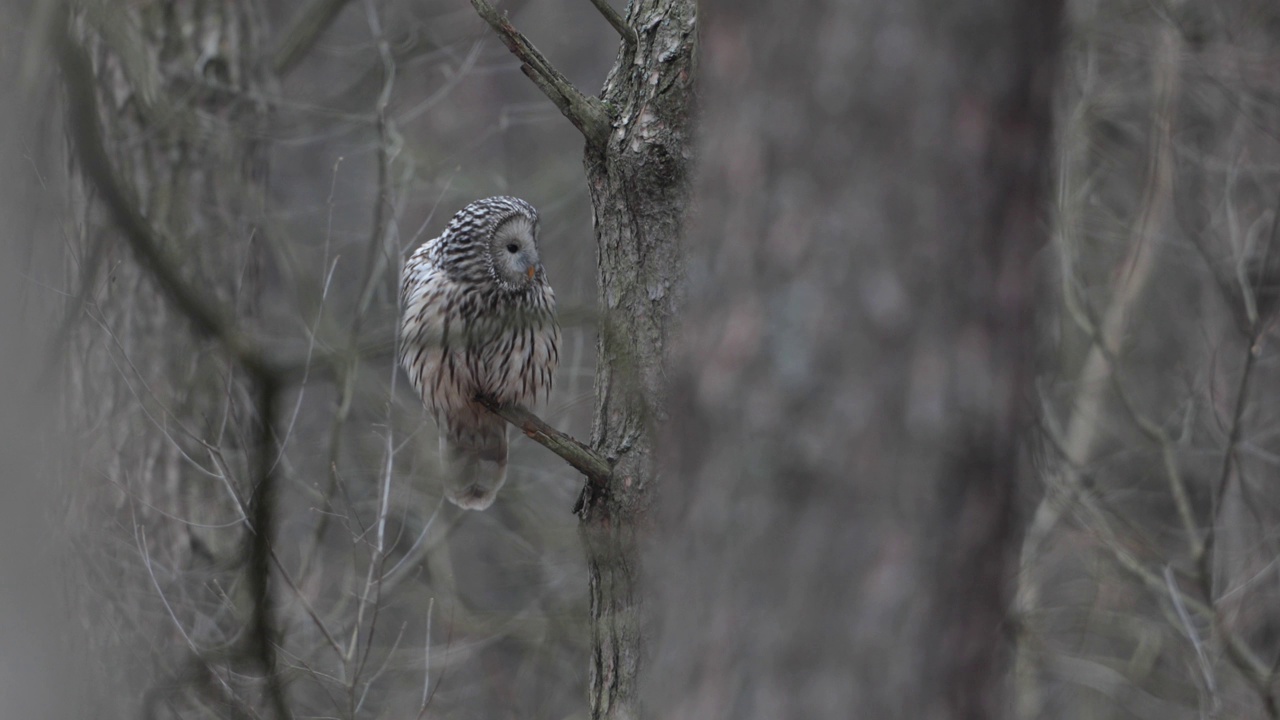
400, 196, 560, 510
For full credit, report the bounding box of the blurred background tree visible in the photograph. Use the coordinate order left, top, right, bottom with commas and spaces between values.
1017, 2, 1280, 718
5, 0, 1280, 719
10, 0, 617, 717
649, 0, 1059, 717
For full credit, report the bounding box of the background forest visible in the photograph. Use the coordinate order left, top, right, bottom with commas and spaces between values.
3, 1, 1280, 719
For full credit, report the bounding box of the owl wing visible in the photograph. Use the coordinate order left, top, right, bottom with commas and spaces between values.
401, 242, 513, 510
400, 241, 467, 419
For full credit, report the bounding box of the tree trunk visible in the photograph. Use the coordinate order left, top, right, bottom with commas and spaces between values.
64, 3, 273, 716
579, 2, 697, 718
649, 1, 1061, 718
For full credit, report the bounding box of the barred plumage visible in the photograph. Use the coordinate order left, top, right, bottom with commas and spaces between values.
399, 196, 560, 510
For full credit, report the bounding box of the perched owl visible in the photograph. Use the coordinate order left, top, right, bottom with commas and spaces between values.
400, 196, 560, 510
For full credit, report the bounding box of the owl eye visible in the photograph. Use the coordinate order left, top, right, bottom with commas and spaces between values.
506, 243, 519, 253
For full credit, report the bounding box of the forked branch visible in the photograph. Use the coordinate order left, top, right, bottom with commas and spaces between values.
468, 0, 610, 146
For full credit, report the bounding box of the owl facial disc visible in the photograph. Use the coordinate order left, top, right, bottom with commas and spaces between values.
489, 214, 540, 289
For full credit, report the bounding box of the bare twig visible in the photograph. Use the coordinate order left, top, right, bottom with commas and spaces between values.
305, 1, 403, 587
1038, 343, 1280, 713
1202, 338, 1256, 559
475, 395, 613, 503
1067, 480, 1272, 685
1164, 565, 1220, 714
468, 0, 609, 146
416, 606, 455, 719
420, 597, 434, 713
1204, 196, 1280, 541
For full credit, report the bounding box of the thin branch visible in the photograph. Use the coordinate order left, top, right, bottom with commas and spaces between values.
1205, 198, 1280, 543
420, 597, 434, 713
586, 0, 636, 49
1068, 481, 1273, 688
1062, 279, 1204, 561
1203, 338, 1256, 556
273, 0, 354, 75
468, 0, 609, 146
1042, 341, 1280, 713
1164, 565, 1220, 713
205, 444, 345, 660
475, 395, 613, 490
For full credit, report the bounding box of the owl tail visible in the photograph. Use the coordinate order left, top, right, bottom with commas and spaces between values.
439, 416, 509, 510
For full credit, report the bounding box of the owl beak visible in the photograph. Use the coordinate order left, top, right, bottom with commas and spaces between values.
527, 266, 536, 280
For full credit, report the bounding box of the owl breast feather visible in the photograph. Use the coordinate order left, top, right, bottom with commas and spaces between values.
400, 245, 559, 420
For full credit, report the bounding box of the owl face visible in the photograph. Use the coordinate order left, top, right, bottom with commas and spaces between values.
487, 213, 542, 290
432, 196, 545, 292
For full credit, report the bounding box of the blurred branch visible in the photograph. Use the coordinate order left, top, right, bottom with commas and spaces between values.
353, 0, 400, 324
1050, 303, 1280, 714
468, 0, 609, 146
54, 16, 276, 380
1017, 65, 1172, 599
475, 395, 613, 506
56, 18, 389, 386
1019, 31, 1280, 702
1204, 336, 1256, 554
205, 443, 345, 660
57, 13, 292, 718
1164, 565, 1220, 712
586, 0, 636, 49
273, 0, 353, 75
1203, 200, 1280, 544
1069, 476, 1276, 711
245, 379, 292, 720
1018, 23, 1178, 578
1019, 19, 1182, 637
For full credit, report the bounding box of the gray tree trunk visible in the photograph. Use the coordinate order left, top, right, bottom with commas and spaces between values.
578, 2, 696, 719
649, 1, 1061, 718
63, 3, 274, 716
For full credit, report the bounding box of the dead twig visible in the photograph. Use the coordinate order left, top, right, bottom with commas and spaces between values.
468, 0, 610, 146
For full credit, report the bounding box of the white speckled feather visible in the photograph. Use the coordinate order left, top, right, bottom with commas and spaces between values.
399, 197, 560, 509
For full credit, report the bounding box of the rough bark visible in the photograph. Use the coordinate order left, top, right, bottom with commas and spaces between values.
649, 1, 1060, 718
579, 2, 696, 719
469, 1, 695, 715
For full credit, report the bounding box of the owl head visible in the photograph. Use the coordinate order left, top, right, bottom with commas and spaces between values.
440, 196, 544, 292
